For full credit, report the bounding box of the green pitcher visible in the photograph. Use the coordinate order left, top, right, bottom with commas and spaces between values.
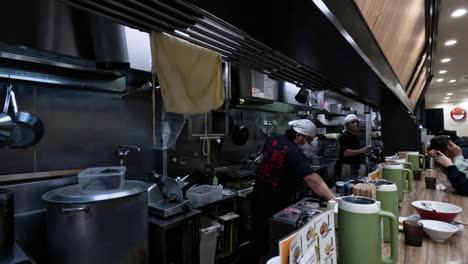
385, 158, 413, 172
407, 152, 425, 171
382, 164, 412, 202
338, 196, 398, 264
385, 158, 414, 191
369, 180, 399, 243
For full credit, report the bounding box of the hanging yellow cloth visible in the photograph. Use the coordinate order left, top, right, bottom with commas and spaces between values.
150, 32, 224, 114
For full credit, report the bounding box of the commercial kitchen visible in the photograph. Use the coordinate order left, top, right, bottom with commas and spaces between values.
1, 0, 467, 264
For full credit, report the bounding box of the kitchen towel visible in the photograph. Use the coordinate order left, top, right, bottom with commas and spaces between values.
150, 32, 224, 114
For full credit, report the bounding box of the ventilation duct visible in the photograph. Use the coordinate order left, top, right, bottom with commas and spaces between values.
59, 0, 340, 93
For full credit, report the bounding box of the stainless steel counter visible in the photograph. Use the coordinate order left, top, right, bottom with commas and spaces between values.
0, 243, 31, 264
149, 209, 202, 229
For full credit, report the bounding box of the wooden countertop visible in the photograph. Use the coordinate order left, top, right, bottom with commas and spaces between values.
383, 169, 468, 263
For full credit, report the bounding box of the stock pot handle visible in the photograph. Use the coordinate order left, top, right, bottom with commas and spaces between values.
61, 207, 89, 213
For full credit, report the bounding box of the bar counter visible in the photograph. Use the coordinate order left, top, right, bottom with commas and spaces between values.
384, 170, 468, 263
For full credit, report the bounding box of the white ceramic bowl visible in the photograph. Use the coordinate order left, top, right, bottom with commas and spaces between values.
266, 256, 280, 264
419, 220, 458, 242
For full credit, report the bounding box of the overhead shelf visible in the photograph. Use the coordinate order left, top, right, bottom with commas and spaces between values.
232, 99, 350, 115
233, 101, 310, 113
319, 110, 347, 117
316, 113, 344, 127
324, 124, 344, 127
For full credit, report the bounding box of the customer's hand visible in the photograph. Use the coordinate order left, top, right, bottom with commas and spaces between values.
427, 150, 438, 158
433, 151, 454, 167
446, 141, 462, 158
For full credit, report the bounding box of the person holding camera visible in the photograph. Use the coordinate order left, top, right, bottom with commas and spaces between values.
431, 150, 468, 196
435, 130, 468, 158
428, 135, 468, 196
429, 135, 468, 176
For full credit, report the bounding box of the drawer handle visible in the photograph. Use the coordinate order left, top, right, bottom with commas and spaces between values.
61, 207, 89, 213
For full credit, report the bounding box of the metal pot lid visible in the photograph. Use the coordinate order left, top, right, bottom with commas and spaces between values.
42, 180, 148, 204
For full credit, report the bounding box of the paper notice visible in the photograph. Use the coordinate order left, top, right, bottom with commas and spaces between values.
264, 76, 276, 100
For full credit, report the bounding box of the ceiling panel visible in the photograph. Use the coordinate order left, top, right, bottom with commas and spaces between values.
426, 0, 468, 103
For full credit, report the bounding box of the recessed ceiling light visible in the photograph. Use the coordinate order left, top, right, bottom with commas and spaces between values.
436, 78, 444, 82
445, 40, 458, 46
447, 93, 454, 95
441, 58, 451, 63
452, 8, 467, 18
439, 70, 447, 74
443, 100, 448, 103
445, 97, 451, 99
449, 79, 457, 83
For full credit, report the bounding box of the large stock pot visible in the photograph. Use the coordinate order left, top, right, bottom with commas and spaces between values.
42, 180, 148, 264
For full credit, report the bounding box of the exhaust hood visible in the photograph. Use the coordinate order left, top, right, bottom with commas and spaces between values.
0, 0, 129, 68
0, 0, 154, 91
54, 0, 424, 109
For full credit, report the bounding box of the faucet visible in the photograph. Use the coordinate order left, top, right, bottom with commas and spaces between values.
115, 145, 141, 166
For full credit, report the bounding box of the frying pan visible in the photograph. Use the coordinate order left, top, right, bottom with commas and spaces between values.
232, 112, 249, 145
9, 89, 44, 148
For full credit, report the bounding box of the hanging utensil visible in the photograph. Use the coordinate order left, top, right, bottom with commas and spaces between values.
0, 86, 14, 133
0, 86, 21, 147
9, 88, 44, 148
232, 111, 249, 145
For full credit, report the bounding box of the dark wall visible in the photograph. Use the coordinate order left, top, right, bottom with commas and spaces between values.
381, 89, 422, 155
425, 108, 444, 136
0, 80, 158, 180
166, 108, 296, 176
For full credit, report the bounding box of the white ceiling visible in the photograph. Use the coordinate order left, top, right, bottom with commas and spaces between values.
426, 1, 468, 103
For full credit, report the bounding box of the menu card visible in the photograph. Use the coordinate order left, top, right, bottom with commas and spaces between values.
278, 209, 336, 264
315, 210, 336, 264
368, 165, 382, 180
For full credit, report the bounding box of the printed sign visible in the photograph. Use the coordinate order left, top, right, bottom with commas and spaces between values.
450, 108, 467, 121
279, 209, 336, 264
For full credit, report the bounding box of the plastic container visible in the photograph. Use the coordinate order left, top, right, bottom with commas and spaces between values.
78, 166, 126, 193
187, 185, 223, 206
200, 217, 220, 264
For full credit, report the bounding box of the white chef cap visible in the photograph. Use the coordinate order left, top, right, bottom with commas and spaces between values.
288, 119, 317, 137
344, 114, 359, 125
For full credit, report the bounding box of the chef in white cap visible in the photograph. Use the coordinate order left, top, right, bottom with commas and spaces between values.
339, 114, 370, 179
251, 119, 335, 261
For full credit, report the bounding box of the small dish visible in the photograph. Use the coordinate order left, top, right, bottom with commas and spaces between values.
398, 217, 407, 231
399, 214, 421, 231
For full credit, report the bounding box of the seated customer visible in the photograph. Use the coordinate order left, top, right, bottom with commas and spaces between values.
432, 150, 468, 196
435, 130, 468, 158
429, 135, 468, 176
